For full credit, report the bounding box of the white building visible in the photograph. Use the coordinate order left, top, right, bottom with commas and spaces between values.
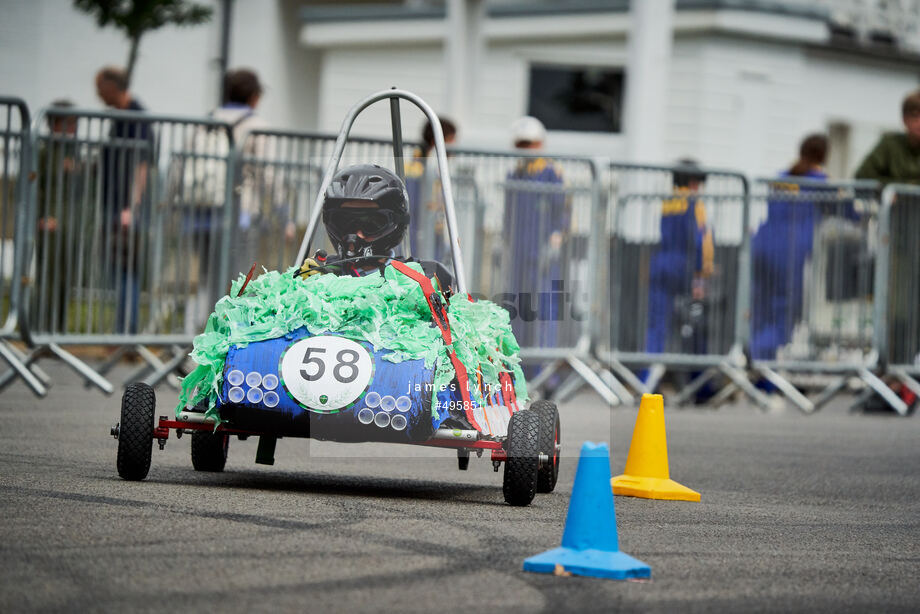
0, 0, 318, 133
2, 0, 920, 178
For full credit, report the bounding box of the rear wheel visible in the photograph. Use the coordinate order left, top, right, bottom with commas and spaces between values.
116, 383, 156, 481
533, 400, 560, 493
502, 410, 540, 506
191, 431, 229, 472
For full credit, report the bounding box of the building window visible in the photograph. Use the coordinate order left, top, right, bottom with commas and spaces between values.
527, 64, 624, 133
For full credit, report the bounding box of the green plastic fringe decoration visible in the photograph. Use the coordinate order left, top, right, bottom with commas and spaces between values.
176, 263, 528, 424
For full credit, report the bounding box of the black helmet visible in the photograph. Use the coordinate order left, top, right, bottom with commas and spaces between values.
322, 164, 410, 257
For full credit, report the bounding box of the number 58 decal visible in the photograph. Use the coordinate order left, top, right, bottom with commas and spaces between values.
300, 347, 362, 384
280, 336, 374, 413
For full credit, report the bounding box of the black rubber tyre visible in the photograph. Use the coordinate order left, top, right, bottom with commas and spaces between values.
116, 383, 156, 481
502, 410, 540, 506
191, 431, 229, 472
532, 400, 561, 493
457, 449, 470, 471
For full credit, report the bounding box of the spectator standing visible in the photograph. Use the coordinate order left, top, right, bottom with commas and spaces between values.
750, 134, 829, 360
644, 160, 713, 359
405, 117, 456, 260
504, 116, 568, 354
855, 90, 920, 406
212, 69, 280, 279
174, 69, 277, 333
96, 66, 153, 334
34, 100, 81, 333
855, 90, 920, 184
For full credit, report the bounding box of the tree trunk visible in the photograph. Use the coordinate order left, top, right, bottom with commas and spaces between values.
125, 35, 141, 88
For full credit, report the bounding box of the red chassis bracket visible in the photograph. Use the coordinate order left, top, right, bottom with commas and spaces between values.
153, 418, 509, 462
154, 417, 257, 438
412, 438, 507, 463
413, 438, 502, 450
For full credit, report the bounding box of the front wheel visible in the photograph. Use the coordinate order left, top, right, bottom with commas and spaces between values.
191, 431, 229, 472
533, 400, 560, 493
116, 383, 156, 481
502, 410, 540, 506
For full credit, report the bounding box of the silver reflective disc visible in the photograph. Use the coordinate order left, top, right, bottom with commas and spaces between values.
261, 373, 279, 390
390, 414, 408, 431
263, 391, 280, 407
364, 391, 381, 408
245, 371, 262, 388
227, 370, 244, 387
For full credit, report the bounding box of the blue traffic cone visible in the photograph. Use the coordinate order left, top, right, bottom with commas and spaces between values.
523, 442, 651, 580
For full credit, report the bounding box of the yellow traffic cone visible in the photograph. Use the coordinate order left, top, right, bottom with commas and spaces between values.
611, 393, 700, 501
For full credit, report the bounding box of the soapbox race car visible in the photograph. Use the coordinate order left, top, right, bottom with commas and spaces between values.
111, 89, 561, 506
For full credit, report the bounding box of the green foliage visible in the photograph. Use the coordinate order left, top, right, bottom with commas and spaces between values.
73, 0, 212, 38
73, 0, 213, 85
177, 265, 528, 423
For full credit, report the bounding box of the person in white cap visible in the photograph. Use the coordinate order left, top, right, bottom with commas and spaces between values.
504, 116, 568, 394
510, 115, 547, 149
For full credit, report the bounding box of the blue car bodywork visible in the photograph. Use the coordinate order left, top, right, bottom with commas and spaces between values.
216, 327, 479, 443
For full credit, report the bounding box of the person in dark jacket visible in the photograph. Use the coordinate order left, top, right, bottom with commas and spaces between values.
855, 90, 920, 184
95, 66, 153, 334
34, 100, 82, 333
855, 90, 920, 401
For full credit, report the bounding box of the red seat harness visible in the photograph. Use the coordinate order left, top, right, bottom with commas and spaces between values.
389, 260, 481, 430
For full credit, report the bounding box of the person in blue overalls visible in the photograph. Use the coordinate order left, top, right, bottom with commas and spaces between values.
504, 116, 568, 353
645, 160, 714, 358
404, 117, 456, 262
750, 134, 829, 360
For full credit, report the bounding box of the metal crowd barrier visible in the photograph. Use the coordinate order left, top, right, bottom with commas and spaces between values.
595, 162, 767, 406
445, 150, 617, 405
235, 132, 610, 402
877, 184, 920, 414
3, 102, 918, 412
0, 107, 239, 394
744, 178, 906, 412
236, 133, 617, 402
0, 96, 50, 395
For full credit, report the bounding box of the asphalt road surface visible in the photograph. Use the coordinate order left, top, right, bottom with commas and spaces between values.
1, 364, 918, 613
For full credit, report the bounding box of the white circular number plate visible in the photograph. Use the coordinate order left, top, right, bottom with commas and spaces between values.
279, 336, 374, 413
